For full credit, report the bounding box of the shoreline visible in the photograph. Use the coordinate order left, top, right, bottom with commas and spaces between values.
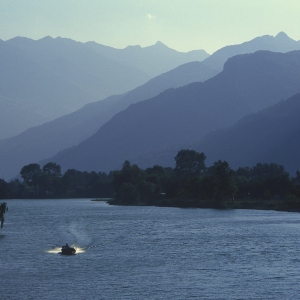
108, 198, 300, 213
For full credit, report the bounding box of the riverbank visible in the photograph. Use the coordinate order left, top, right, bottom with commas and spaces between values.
91, 198, 111, 202
108, 197, 300, 213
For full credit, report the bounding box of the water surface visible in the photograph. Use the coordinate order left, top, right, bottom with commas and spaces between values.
1, 199, 300, 299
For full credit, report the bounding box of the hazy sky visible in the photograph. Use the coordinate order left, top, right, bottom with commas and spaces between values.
1, 0, 300, 53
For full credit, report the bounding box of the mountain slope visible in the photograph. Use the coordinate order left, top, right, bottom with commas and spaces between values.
6, 36, 151, 99
2, 33, 300, 178
132, 94, 300, 175
45, 50, 300, 173
190, 93, 300, 175
2, 31, 299, 140
202, 32, 300, 71
0, 61, 217, 179
0, 39, 97, 139
85, 40, 210, 77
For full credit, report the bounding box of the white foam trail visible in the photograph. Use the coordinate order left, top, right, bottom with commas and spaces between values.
73, 246, 85, 253
45, 245, 85, 254
45, 247, 62, 254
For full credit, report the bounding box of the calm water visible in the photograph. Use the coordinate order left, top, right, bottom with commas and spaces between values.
1, 199, 300, 299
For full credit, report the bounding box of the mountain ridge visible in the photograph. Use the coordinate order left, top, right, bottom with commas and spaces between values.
43, 50, 300, 174
1, 36, 209, 139
2, 33, 300, 179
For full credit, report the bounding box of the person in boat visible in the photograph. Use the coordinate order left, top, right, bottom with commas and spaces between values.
62, 243, 69, 249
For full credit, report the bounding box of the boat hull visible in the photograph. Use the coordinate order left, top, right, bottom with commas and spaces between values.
61, 246, 76, 255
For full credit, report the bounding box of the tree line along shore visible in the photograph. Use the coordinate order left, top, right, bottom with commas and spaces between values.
1, 150, 300, 212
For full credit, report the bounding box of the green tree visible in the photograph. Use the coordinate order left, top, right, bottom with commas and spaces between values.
209, 160, 237, 203
20, 163, 42, 194
38, 173, 53, 197
235, 163, 291, 200
174, 150, 206, 178
113, 161, 161, 205
251, 163, 288, 181
0, 179, 9, 199
40, 162, 62, 196
61, 169, 87, 197
117, 182, 139, 205
145, 165, 174, 195
137, 180, 158, 205
42, 162, 62, 178
0, 202, 8, 229
113, 161, 144, 195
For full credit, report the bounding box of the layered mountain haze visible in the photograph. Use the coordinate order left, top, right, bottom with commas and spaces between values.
6, 36, 151, 99
1, 36, 208, 139
0, 39, 94, 139
85, 40, 210, 78
0, 60, 216, 179
44, 50, 300, 174
132, 93, 300, 175
2, 33, 300, 179
192, 93, 300, 175
202, 32, 300, 71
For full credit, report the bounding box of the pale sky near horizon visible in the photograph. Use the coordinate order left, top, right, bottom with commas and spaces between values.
1, 0, 300, 54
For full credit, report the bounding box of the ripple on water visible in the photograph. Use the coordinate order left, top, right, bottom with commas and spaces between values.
2, 200, 300, 299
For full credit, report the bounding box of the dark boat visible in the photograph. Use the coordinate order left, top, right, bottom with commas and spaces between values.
61, 243, 76, 255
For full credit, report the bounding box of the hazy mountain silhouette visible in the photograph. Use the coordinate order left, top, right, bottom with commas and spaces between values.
2, 36, 208, 139
190, 93, 300, 175
2, 32, 299, 140
7, 36, 150, 99
85, 40, 210, 77
0, 61, 218, 179
202, 32, 300, 71
132, 93, 300, 175
7, 36, 209, 96
0, 39, 96, 139
2, 33, 300, 179
43, 50, 300, 174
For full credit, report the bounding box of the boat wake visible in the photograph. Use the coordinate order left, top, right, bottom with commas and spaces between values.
45, 245, 85, 255
45, 236, 124, 255
45, 246, 63, 254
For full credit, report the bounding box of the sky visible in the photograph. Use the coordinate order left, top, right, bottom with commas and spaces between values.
1, 0, 300, 54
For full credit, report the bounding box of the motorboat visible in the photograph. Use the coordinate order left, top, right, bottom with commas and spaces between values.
61, 243, 76, 255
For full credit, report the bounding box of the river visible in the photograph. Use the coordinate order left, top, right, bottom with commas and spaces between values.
1, 199, 300, 299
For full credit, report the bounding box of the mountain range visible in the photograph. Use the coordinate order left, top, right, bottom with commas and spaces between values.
43, 50, 300, 174
84, 40, 210, 78
0, 61, 217, 179
132, 93, 300, 176
202, 32, 300, 70
0, 36, 209, 139
193, 92, 300, 175
1, 32, 300, 179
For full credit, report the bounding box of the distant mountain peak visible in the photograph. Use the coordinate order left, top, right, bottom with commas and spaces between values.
124, 44, 142, 50
148, 41, 172, 51
40, 36, 54, 41
154, 41, 166, 47
275, 32, 291, 40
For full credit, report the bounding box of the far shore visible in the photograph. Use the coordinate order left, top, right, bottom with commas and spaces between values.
91, 198, 111, 202
107, 198, 300, 213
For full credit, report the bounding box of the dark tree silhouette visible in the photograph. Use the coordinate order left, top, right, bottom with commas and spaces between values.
175, 149, 206, 178
20, 163, 42, 194
209, 160, 237, 202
